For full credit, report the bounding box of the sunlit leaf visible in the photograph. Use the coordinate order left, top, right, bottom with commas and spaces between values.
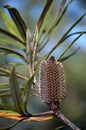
0, 110, 23, 130
0, 110, 53, 121
37, 0, 54, 31
0, 28, 25, 45
4, 5, 27, 42
0, 9, 22, 40
38, 0, 67, 49
37, 0, 55, 43
0, 110, 20, 117
0, 46, 25, 60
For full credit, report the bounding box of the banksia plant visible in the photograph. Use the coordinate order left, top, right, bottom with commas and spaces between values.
39, 56, 66, 107
0, 0, 86, 130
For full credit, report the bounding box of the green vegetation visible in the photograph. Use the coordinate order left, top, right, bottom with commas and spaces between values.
0, 0, 86, 130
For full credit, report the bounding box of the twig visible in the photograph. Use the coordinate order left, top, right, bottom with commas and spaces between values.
55, 109, 81, 130
32, 110, 54, 117
32, 109, 81, 130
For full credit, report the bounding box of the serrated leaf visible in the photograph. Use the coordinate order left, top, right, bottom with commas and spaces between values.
10, 66, 23, 114
4, 5, 27, 42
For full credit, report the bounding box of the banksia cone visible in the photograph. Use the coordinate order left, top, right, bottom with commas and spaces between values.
39, 56, 66, 104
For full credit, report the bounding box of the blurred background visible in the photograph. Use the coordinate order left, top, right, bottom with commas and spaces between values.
0, 0, 86, 130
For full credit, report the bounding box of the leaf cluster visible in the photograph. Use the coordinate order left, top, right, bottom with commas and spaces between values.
0, 0, 86, 129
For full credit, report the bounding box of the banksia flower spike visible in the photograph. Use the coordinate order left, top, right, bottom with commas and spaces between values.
39, 57, 81, 130
39, 56, 66, 110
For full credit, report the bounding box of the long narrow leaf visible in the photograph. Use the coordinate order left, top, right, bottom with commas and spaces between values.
45, 13, 86, 59
64, 31, 86, 41
46, 0, 67, 36
4, 5, 27, 42
59, 47, 80, 62
58, 33, 83, 61
23, 73, 35, 113
49, 0, 72, 33
0, 120, 23, 130
0, 28, 25, 45
39, 0, 72, 52
37, 0, 54, 31
0, 66, 28, 80
0, 45, 25, 59
37, 0, 55, 43
0, 93, 11, 98
0, 110, 53, 122
10, 66, 23, 114
0, 9, 22, 40
61, 13, 86, 43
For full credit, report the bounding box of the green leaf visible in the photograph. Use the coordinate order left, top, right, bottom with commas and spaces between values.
64, 31, 86, 41
0, 66, 28, 80
0, 120, 23, 130
0, 45, 25, 60
23, 73, 35, 113
38, 0, 67, 50
57, 33, 83, 61
45, 0, 67, 36
45, 13, 86, 59
0, 28, 25, 45
37, 0, 55, 43
58, 47, 80, 62
61, 13, 86, 43
9, 66, 23, 114
4, 5, 27, 42
0, 87, 11, 98
55, 126, 63, 130
49, 0, 72, 35
0, 9, 22, 40
37, 0, 54, 31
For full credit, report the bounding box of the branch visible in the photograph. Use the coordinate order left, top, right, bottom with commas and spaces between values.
55, 110, 81, 130
32, 109, 81, 130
